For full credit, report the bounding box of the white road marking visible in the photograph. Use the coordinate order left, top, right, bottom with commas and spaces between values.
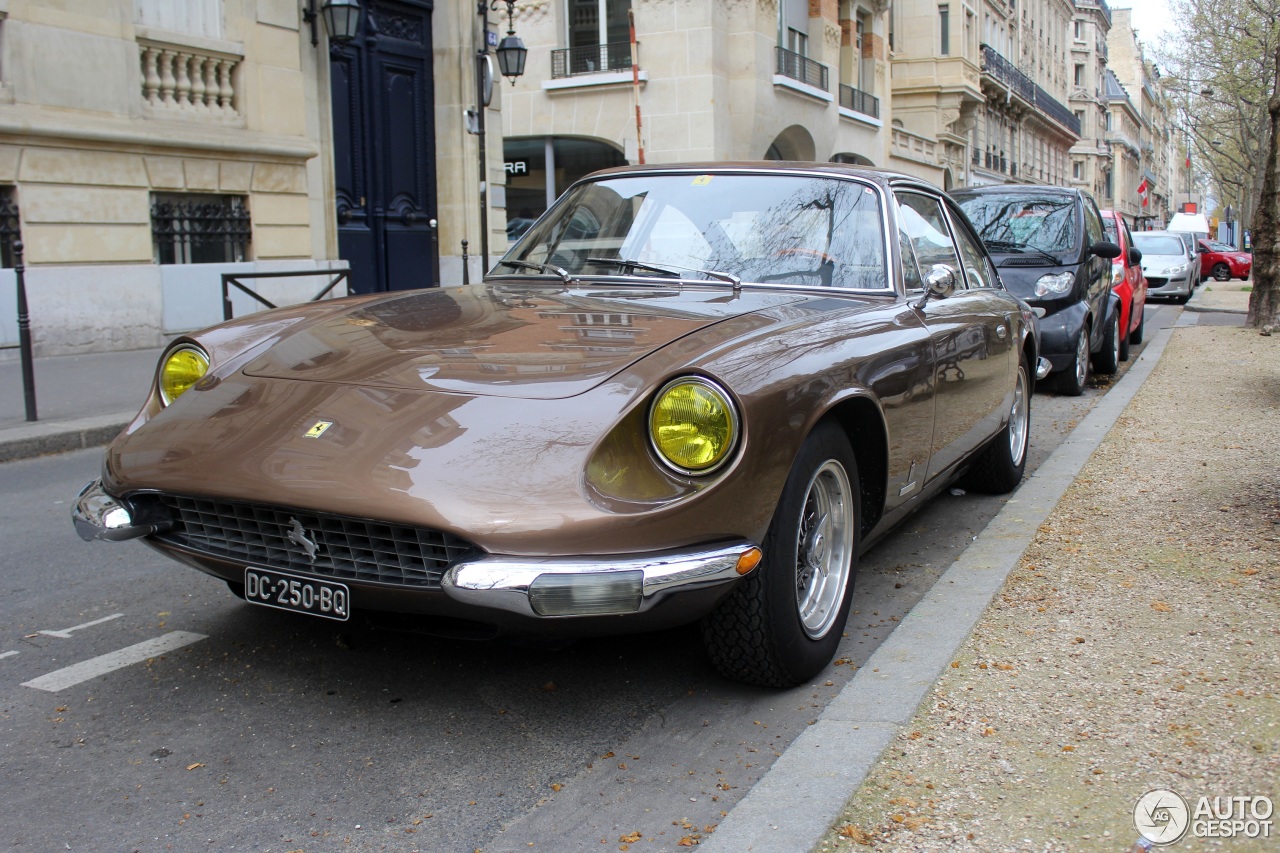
38, 613, 125, 639
0, 651, 17, 660
21, 631, 207, 692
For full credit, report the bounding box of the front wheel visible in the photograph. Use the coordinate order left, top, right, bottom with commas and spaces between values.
702, 422, 859, 687
1213, 263, 1231, 282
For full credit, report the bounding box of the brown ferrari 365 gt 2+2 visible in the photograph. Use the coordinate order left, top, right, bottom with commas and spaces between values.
75, 163, 1040, 687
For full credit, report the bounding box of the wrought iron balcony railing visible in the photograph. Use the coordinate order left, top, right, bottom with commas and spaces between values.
839, 84, 880, 119
550, 42, 633, 79
980, 44, 1081, 136
776, 46, 828, 91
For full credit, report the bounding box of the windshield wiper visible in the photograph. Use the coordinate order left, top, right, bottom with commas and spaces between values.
982, 240, 1061, 264
585, 257, 682, 278
494, 259, 573, 283
586, 257, 742, 290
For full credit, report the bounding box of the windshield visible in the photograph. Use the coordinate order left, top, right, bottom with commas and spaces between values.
498, 173, 888, 289
1133, 234, 1185, 256
954, 192, 1080, 255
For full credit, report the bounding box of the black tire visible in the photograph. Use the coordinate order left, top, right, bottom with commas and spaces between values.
1213, 263, 1231, 282
1128, 304, 1145, 345
1176, 287, 1193, 305
1118, 309, 1131, 362
962, 357, 1031, 494
702, 421, 860, 687
1056, 325, 1090, 396
1093, 312, 1120, 375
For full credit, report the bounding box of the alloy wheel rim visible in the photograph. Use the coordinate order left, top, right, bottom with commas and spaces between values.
794, 460, 854, 639
1075, 330, 1089, 387
1009, 366, 1028, 466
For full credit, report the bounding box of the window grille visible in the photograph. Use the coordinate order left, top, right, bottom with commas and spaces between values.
0, 187, 20, 269
151, 193, 251, 264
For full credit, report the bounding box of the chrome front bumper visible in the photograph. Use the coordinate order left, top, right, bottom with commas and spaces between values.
442, 543, 762, 618
72, 480, 171, 542
74, 480, 762, 620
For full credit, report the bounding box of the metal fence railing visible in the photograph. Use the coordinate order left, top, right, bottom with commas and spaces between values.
839, 84, 880, 119
776, 47, 829, 91
550, 42, 633, 78
220, 269, 350, 322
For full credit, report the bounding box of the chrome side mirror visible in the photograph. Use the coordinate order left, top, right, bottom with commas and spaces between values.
915, 264, 957, 309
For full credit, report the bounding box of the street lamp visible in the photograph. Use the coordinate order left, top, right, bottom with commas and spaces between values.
303, 0, 363, 47
475, 0, 528, 274
493, 1, 528, 84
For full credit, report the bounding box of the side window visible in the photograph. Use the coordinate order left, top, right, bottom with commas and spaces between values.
895, 192, 962, 284
947, 206, 995, 289
1121, 219, 1136, 263
1082, 198, 1105, 244
898, 225, 923, 290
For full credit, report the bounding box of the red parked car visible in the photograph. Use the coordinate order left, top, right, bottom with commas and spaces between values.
1100, 210, 1148, 361
1197, 239, 1252, 282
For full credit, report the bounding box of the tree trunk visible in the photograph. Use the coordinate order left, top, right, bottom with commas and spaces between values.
1247, 46, 1280, 327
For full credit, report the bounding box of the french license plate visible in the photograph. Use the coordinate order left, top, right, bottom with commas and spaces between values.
244, 568, 350, 621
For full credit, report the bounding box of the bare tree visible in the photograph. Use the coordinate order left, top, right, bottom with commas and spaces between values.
1158, 0, 1279, 326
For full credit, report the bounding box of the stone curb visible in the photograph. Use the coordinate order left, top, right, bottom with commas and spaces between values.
699, 325, 1179, 853
0, 412, 131, 464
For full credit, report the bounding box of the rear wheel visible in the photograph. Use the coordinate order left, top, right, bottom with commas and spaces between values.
1057, 325, 1091, 396
963, 357, 1030, 494
1129, 304, 1145, 345
702, 421, 859, 687
1213, 263, 1231, 282
1093, 312, 1120, 375
1118, 305, 1132, 361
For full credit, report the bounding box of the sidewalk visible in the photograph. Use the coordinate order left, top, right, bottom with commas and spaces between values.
0, 346, 163, 462
805, 322, 1279, 850
1185, 278, 1253, 315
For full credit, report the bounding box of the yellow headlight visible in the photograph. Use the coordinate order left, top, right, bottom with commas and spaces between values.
649, 378, 738, 474
159, 346, 209, 405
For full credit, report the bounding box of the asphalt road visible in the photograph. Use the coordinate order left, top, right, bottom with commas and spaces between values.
0, 303, 1181, 852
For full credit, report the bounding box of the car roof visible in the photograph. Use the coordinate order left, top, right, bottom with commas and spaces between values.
950, 184, 1087, 199
585, 161, 938, 192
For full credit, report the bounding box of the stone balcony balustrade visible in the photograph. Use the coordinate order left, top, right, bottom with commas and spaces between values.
138, 34, 243, 123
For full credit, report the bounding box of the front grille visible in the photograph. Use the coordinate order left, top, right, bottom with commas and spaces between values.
134, 494, 479, 588
1146, 277, 1168, 287
999, 257, 1054, 267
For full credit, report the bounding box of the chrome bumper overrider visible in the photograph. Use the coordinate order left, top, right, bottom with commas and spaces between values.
441, 542, 762, 618
1036, 357, 1052, 380
72, 480, 171, 542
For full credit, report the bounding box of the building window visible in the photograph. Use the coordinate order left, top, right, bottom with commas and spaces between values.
1105, 111, 1113, 131
1073, 161, 1082, 179
1074, 63, 1085, 87
562, 0, 633, 75
151, 193, 251, 264
1105, 169, 1113, 198
787, 27, 808, 56
939, 5, 950, 55
1073, 20, 1083, 40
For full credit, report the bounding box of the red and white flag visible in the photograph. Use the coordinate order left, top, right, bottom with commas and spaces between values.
1136, 177, 1150, 207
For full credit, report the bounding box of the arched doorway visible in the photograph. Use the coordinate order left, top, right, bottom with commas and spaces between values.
831, 152, 875, 166
764, 126, 816, 161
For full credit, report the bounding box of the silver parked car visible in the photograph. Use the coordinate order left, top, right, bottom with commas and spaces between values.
1133, 231, 1196, 303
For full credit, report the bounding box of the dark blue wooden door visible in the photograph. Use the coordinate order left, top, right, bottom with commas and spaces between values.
331, 0, 437, 293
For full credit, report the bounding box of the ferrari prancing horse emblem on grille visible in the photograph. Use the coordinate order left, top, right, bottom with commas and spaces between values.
304, 420, 333, 438
287, 518, 320, 563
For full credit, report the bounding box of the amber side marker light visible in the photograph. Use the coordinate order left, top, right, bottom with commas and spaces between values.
736, 547, 763, 575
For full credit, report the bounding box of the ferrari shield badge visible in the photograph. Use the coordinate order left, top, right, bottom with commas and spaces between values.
304, 420, 333, 439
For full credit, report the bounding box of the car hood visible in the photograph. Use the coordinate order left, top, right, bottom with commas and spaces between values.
240, 283, 807, 401
1139, 253, 1188, 269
